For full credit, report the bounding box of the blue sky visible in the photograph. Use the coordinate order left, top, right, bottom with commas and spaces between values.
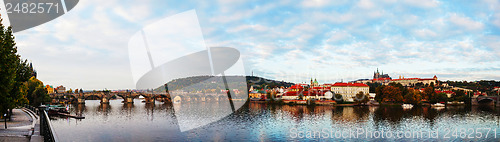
11, 0, 500, 90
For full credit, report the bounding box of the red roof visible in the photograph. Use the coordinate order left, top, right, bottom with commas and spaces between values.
311, 87, 330, 90
332, 82, 368, 87
436, 91, 455, 94
418, 78, 435, 81
284, 91, 299, 96
373, 78, 391, 81
289, 84, 304, 89
391, 78, 420, 81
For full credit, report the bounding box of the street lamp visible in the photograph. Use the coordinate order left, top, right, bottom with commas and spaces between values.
4, 113, 6, 129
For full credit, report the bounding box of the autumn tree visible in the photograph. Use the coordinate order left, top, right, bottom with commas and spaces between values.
25, 77, 50, 106
375, 85, 385, 103
383, 86, 403, 103
404, 88, 422, 105
423, 86, 436, 103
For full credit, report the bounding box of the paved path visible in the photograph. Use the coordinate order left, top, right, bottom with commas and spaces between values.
0, 108, 37, 142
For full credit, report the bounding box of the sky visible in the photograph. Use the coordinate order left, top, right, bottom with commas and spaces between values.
9, 0, 500, 90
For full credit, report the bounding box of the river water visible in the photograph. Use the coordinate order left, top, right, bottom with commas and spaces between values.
50, 99, 500, 141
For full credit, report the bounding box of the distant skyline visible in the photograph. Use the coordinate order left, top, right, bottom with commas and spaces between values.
10, 0, 500, 90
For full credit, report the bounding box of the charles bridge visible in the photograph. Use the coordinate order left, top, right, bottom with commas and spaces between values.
473, 96, 500, 106
49, 91, 246, 104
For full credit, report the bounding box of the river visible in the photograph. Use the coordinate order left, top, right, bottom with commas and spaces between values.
50, 99, 500, 141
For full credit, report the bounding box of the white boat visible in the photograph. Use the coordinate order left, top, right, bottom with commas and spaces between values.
173, 96, 181, 104
431, 103, 445, 107
402, 104, 413, 109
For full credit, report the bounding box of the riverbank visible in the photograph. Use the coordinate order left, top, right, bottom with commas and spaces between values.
0, 108, 43, 142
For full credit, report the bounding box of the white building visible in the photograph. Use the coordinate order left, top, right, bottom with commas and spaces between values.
330, 83, 369, 102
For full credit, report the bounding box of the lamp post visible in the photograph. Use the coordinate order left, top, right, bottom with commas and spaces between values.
4, 113, 7, 129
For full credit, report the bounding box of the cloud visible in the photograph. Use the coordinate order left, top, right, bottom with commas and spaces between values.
449, 13, 484, 31
492, 13, 500, 29
226, 24, 269, 33
412, 28, 438, 39
403, 0, 440, 8
301, 0, 331, 8
12, 0, 500, 89
357, 0, 376, 10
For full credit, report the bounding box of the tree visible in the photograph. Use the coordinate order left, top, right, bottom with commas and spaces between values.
451, 90, 469, 104
389, 82, 408, 97
404, 88, 422, 105
367, 82, 381, 93
298, 93, 304, 100
25, 77, 50, 106
375, 86, 385, 103
354, 91, 369, 105
383, 86, 403, 102
423, 86, 436, 103
334, 93, 343, 102
435, 93, 448, 103
0, 19, 21, 124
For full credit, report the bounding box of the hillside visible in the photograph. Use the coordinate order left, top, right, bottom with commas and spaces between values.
153, 76, 294, 93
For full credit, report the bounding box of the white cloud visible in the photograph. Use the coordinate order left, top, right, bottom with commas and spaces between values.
357, 0, 375, 9
11, 0, 500, 90
301, 0, 331, 8
412, 28, 438, 39
449, 14, 484, 31
113, 4, 152, 22
403, 0, 439, 8
492, 13, 500, 29
325, 30, 352, 43
209, 2, 277, 24
226, 24, 269, 33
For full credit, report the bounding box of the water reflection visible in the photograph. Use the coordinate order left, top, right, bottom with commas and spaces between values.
97, 104, 111, 115
121, 102, 135, 118
51, 100, 500, 141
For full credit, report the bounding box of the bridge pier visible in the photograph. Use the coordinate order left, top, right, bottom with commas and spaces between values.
497, 98, 500, 107
125, 97, 134, 104
101, 97, 110, 104
77, 98, 85, 104
144, 98, 155, 104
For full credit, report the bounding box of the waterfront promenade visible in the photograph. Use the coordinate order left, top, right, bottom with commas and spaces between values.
0, 108, 42, 142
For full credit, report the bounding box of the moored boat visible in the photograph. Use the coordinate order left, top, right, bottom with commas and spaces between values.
402, 104, 413, 109
47, 104, 69, 115
431, 103, 445, 107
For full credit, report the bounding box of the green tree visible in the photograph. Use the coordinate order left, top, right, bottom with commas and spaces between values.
0, 19, 21, 123
354, 91, 369, 105
435, 93, 448, 103
334, 93, 343, 102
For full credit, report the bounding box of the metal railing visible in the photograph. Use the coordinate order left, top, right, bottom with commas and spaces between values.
24, 105, 39, 115
38, 106, 59, 142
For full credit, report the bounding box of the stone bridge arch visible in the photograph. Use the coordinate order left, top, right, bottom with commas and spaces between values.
84, 94, 102, 100
153, 94, 170, 102
478, 97, 495, 104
